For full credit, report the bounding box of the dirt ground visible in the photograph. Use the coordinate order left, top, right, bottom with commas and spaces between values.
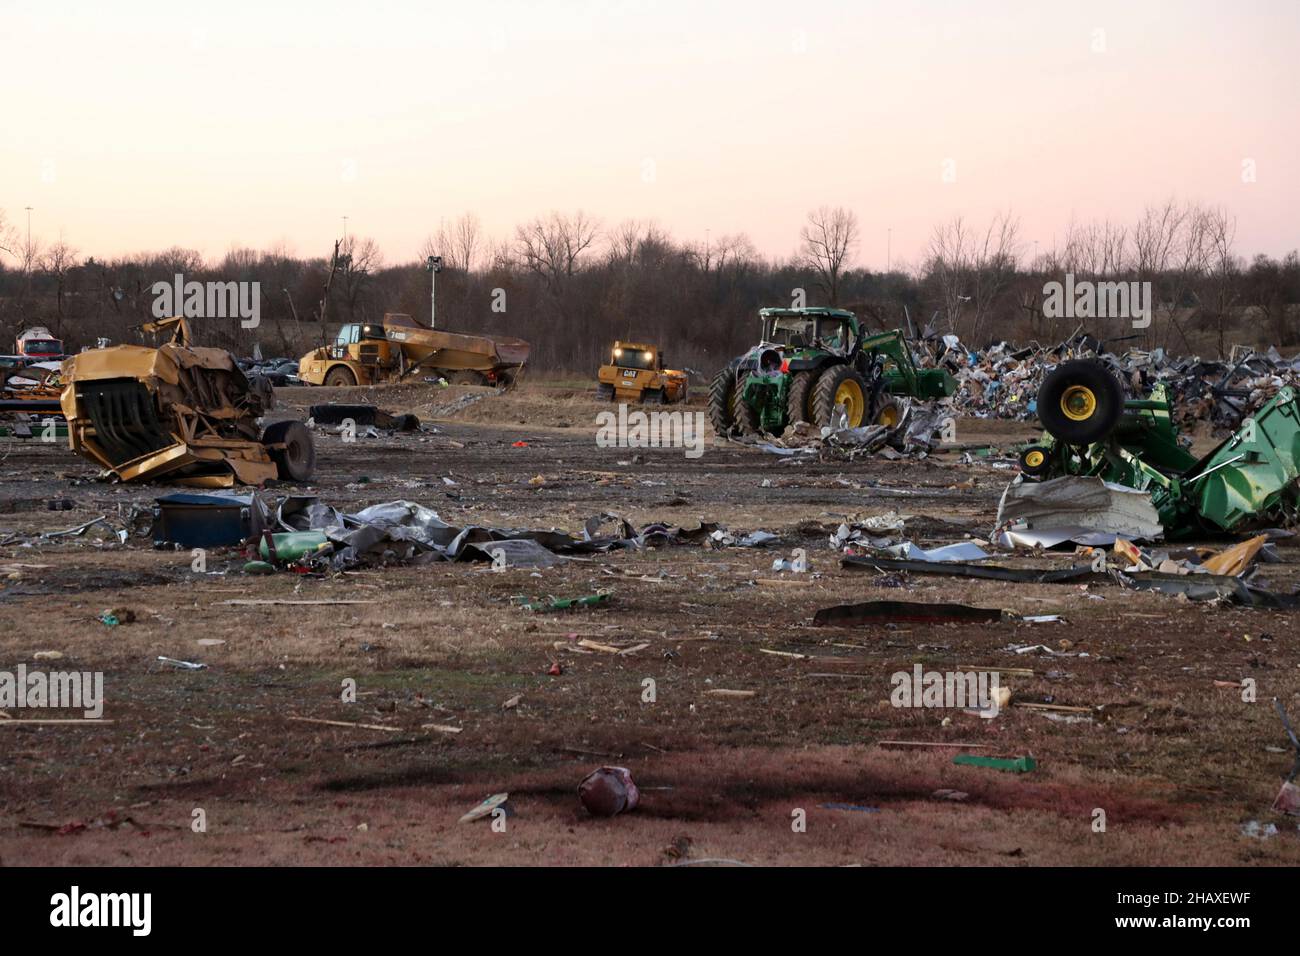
2, 381, 1298, 867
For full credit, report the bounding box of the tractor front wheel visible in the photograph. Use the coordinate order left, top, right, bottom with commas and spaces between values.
1018, 445, 1053, 479
812, 366, 869, 428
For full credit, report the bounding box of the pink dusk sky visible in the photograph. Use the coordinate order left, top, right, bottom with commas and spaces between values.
3, 0, 1297, 268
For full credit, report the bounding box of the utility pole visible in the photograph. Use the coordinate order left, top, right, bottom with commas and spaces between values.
887, 227, 891, 272
425, 255, 442, 328
342, 216, 348, 243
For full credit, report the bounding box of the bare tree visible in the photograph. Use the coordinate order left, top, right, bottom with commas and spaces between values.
514, 211, 600, 294
799, 206, 859, 305
926, 215, 973, 332
40, 236, 79, 325
1200, 207, 1240, 357
421, 213, 483, 273
0, 209, 17, 260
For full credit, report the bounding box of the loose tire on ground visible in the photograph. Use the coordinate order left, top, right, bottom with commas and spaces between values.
811, 365, 870, 428
261, 420, 317, 482
1037, 359, 1124, 445
323, 365, 357, 388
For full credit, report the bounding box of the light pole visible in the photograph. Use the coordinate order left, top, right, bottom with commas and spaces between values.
887, 227, 892, 272
342, 216, 348, 243
425, 255, 443, 328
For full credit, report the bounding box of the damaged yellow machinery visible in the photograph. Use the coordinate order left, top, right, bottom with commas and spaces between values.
60, 317, 316, 487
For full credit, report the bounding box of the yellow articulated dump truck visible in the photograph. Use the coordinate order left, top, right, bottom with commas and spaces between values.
61, 317, 315, 487
298, 313, 530, 388
595, 341, 688, 404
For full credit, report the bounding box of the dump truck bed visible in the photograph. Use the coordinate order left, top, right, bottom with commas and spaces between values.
383, 315, 530, 372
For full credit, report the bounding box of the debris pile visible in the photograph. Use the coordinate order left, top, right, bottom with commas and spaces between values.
925, 331, 1300, 433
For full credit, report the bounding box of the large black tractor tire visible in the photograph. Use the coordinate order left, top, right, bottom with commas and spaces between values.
731, 375, 760, 434
811, 365, 870, 429
595, 382, 615, 401
323, 365, 357, 387
786, 370, 816, 424
1037, 360, 1124, 445
708, 368, 736, 436
262, 420, 317, 482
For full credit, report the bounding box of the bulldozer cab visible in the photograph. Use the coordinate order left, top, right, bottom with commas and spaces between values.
612, 342, 658, 371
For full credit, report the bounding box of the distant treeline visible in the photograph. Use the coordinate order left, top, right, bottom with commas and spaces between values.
1, 202, 1297, 371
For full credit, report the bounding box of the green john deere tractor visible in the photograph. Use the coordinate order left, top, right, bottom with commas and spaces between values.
1020, 359, 1300, 538
708, 307, 956, 437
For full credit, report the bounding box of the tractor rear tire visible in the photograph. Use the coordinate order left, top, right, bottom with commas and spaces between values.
786, 370, 816, 424
262, 420, 317, 482
1037, 360, 1124, 445
731, 375, 760, 435
812, 366, 870, 429
323, 365, 357, 388
708, 368, 735, 435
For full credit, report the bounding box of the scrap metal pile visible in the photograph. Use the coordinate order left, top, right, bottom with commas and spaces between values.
926, 331, 1300, 434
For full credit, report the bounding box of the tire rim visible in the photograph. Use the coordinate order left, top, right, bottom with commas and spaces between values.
875, 404, 899, 428
834, 379, 865, 426
1024, 449, 1045, 468
1060, 385, 1097, 421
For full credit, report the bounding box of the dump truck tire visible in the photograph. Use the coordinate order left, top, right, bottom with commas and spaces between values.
262, 420, 317, 482
1037, 360, 1124, 445
1018, 445, 1053, 479
786, 371, 816, 424
595, 383, 614, 401
323, 365, 356, 387
812, 366, 869, 428
708, 368, 735, 435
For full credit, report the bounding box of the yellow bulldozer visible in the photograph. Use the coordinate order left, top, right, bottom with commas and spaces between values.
595, 341, 688, 404
298, 313, 530, 388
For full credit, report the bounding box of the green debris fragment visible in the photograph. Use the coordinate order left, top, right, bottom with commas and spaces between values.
98, 613, 119, 627
521, 593, 610, 613
952, 754, 1037, 773
258, 531, 331, 562
243, 560, 276, 575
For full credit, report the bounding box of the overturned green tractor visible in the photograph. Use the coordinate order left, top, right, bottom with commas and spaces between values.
1020, 359, 1300, 538
708, 308, 955, 436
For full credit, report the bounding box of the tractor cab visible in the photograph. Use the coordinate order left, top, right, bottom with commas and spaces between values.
760, 308, 856, 357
